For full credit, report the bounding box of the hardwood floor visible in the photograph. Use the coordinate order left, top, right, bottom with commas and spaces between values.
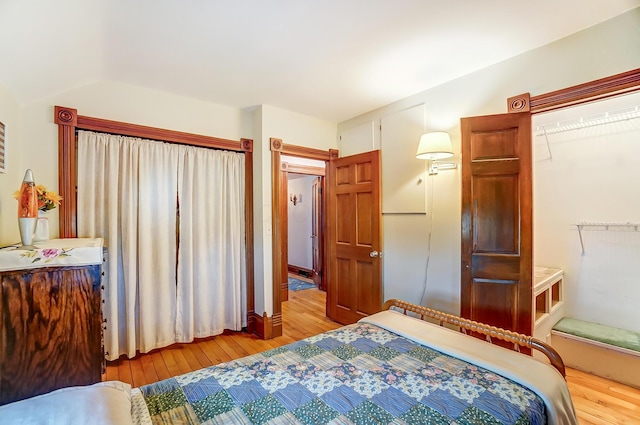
106, 288, 640, 424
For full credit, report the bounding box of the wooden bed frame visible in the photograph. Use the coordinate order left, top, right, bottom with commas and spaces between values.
382, 299, 566, 377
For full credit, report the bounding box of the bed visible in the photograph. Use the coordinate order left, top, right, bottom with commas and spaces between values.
0, 299, 577, 425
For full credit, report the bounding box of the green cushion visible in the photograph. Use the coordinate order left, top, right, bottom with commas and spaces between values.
553, 318, 640, 353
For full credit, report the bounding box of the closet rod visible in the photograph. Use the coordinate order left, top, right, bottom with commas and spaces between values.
535, 105, 640, 136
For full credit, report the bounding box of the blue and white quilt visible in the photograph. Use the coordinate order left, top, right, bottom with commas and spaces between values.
137, 322, 547, 424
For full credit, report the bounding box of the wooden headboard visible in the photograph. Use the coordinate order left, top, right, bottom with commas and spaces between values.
382, 299, 566, 377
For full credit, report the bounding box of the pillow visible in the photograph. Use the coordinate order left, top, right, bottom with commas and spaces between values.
0, 381, 134, 425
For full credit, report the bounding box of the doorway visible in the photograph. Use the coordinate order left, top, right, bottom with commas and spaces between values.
269, 138, 337, 338
532, 91, 640, 335
281, 158, 326, 303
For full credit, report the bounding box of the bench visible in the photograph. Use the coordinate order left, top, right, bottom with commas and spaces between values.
551, 317, 640, 389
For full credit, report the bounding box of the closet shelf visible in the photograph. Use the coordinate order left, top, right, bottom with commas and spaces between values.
575, 222, 640, 254
535, 105, 640, 136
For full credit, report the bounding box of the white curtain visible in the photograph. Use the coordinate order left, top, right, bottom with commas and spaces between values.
176, 146, 246, 341
77, 130, 246, 360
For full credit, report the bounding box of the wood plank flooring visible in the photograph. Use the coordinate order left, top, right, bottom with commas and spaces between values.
106, 288, 640, 424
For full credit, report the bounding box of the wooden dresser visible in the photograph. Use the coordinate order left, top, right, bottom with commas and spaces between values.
0, 238, 104, 405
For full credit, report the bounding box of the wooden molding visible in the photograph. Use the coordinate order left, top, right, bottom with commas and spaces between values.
55, 106, 78, 238
281, 162, 325, 176
75, 115, 243, 150
270, 138, 283, 152
271, 140, 334, 339
272, 312, 283, 337
55, 105, 255, 337
246, 310, 256, 334
507, 93, 531, 113
271, 148, 283, 327
241, 138, 253, 152
529, 68, 640, 113
288, 264, 313, 277
244, 146, 255, 323
54, 106, 78, 126
270, 138, 336, 161
249, 312, 282, 339
249, 312, 266, 338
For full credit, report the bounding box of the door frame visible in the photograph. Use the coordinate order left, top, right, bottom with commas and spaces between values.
270, 138, 338, 337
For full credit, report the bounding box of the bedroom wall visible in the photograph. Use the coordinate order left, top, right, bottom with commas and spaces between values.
0, 85, 23, 245
17, 80, 253, 241
251, 104, 337, 316
8, 80, 339, 319
287, 175, 315, 270
337, 8, 640, 315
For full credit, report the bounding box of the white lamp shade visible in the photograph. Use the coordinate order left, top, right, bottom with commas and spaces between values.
416, 131, 454, 160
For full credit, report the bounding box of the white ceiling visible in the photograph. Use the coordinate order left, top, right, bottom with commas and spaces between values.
1, 0, 638, 122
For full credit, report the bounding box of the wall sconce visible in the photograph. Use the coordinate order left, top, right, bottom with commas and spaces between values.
290, 193, 302, 206
416, 131, 457, 175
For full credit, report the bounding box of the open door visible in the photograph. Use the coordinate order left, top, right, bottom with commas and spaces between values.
327, 150, 383, 325
461, 112, 533, 346
311, 176, 324, 290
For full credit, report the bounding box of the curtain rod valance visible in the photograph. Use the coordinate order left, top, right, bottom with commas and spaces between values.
54, 105, 254, 238
55, 106, 252, 152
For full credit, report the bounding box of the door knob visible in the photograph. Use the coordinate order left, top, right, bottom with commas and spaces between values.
369, 251, 379, 258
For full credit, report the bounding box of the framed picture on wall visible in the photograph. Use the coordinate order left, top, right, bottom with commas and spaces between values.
0, 121, 5, 173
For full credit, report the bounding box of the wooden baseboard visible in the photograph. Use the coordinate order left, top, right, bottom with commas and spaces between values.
247, 310, 256, 334
281, 280, 288, 302
248, 311, 283, 339
287, 265, 313, 278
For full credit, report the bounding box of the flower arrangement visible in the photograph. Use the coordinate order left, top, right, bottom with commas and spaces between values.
14, 185, 62, 212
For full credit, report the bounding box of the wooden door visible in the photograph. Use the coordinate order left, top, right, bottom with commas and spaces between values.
327, 150, 383, 324
311, 176, 324, 290
461, 112, 533, 343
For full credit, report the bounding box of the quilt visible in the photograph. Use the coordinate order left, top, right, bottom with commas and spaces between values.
137, 322, 546, 425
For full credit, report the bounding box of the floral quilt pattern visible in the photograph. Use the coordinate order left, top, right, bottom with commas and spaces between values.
140, 323, 545, 425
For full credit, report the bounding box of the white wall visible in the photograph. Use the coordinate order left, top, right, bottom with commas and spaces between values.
287, 175, 315, 270
6, 82, 339, 318
533, 92, 640, 333
8, 83, 339, 318
0, 85, 23, 245
337, 8, 640, 315
252, 104, 337, 315
18, 80, 253, 240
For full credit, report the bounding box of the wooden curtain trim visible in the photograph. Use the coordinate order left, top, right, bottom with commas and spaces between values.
55, 105, 255, 329
75, 114, 248, 151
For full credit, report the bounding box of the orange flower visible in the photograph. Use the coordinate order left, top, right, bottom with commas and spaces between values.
15, 184, 62, 212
